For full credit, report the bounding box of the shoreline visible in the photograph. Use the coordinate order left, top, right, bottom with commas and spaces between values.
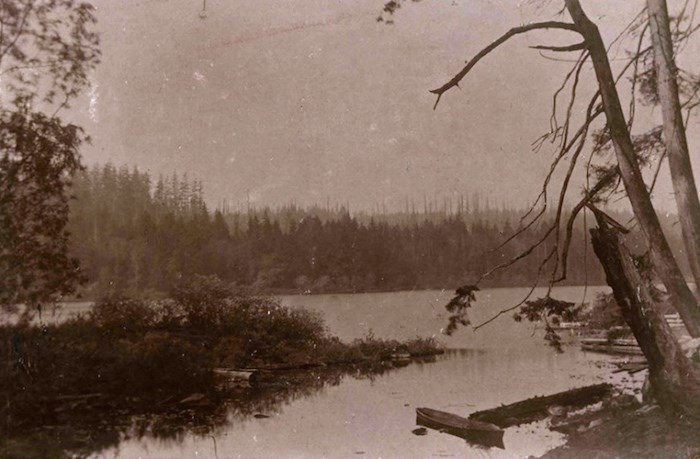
60, 282, 609, 303
537, 402, 700, 458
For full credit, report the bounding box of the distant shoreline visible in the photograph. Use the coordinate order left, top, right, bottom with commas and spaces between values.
61, 282, 609, 304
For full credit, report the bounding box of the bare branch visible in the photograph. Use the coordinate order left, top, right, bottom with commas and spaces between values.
476, 224, 555, 284
473, 246, 557, 331
488, 89, 602, 265
430, 21, 582, 109
559, 51, 589, 150
605, 7, 648, 56
548, 96, 605, 286
530, 42, 587, 52
550, 51, 589, 136
489, 201, 547, 254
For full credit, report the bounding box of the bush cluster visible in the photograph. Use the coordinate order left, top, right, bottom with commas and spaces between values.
0, 275, 443, 429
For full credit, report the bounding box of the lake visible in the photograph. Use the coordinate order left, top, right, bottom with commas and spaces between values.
78, 285, 643, 459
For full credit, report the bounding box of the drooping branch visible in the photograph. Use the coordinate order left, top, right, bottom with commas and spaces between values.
548, 90, 605, 285
477, 224, 555, 284
472, 247, 558, 331
558, 51, 590, 152
430, 21, 582, 109
503, 88, 602, 293
488, 201, 547, 254
549, 51, 589, 142
492, 93, 600, 259
549, 135, 591, 285
484, 90, 602, 302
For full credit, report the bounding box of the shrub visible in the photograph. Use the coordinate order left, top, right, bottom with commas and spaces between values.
171, 275, 233, 329
401, 337, 443, 357
90, 296, 155, 334
351, 331, 401, 361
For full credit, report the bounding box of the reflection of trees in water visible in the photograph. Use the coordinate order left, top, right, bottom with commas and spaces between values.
0, 361, 415, 458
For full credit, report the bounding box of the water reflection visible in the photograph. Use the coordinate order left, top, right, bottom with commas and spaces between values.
0, 361, 415, 459
3, 287, 617, 459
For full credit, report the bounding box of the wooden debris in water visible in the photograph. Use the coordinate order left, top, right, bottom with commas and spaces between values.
469, 383, 614, 428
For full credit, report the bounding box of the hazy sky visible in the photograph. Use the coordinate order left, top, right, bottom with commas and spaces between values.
73, 0, 700, 212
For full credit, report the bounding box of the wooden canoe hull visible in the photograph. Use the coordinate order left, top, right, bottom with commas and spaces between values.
415, 407, 504, 449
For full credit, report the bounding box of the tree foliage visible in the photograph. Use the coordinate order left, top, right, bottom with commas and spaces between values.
0, 0, 100, 309
0, 0, 100, 106
65, 164, 629, 297
0, 108, 85, 307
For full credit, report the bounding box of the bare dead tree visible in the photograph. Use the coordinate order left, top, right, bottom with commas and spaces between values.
383, 0, 700, 414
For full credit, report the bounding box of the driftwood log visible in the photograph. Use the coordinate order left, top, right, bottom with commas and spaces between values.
468, 383, 613, 428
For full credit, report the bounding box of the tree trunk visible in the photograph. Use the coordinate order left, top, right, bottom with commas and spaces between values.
564, 0, 700, 337
646, 0, 700, 295
590, 211, 700, 416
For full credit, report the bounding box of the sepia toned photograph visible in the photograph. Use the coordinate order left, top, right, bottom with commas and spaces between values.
2, 0, 700, 457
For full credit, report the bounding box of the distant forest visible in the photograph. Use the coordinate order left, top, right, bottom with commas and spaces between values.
66, 164, 685, 298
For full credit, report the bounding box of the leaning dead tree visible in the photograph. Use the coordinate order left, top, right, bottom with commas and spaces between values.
384, 0, 700, 414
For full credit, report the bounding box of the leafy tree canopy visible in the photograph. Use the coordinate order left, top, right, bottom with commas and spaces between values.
0, 0, 100, 310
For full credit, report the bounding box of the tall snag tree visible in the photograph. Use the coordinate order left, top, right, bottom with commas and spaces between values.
646, 0, 700, 295
381, 0, 700, 415
0, 0, 100, 310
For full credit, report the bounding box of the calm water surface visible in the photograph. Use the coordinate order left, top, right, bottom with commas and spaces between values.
85, 286, 630, 459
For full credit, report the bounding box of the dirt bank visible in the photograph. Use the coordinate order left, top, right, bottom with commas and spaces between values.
540, 403, 700, 458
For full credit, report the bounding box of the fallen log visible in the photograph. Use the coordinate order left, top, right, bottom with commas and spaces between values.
612, 362, 648, 374
468, 383, 613, 428
581, 343, 644, 356
213, 368, 257, 388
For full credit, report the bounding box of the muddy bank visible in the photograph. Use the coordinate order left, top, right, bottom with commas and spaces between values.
539, 404, 700, 459
527, 364, 700, 459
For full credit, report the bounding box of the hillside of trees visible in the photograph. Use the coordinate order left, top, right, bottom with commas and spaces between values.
66, 163, 687, 298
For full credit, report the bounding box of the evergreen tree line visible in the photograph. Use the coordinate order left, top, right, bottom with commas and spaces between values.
68, 163, 692, 298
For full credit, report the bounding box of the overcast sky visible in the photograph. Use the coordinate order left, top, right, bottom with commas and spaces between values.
73, 0, 700, 212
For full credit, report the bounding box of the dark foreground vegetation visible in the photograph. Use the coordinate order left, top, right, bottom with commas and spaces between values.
0, 275, 441, 458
